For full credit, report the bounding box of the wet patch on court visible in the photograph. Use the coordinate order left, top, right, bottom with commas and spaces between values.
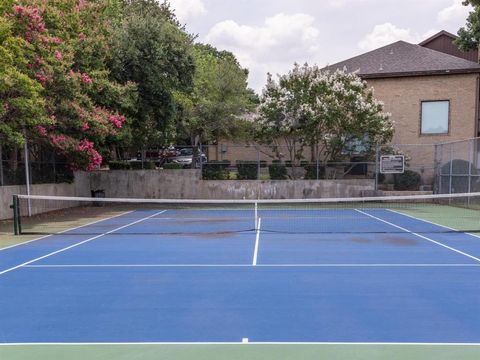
380, 235, 417, 246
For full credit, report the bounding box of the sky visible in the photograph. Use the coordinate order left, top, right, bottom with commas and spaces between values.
167, 0, 473, 93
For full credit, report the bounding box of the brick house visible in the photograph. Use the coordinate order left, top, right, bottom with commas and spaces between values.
212, 31, 480, 184
323, 31, 480, 184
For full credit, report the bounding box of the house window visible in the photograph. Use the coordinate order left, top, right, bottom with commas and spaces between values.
421, 101, 449, 135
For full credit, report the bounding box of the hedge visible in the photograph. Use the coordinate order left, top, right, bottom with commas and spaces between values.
268, 162, 288, 180
108, 161, 131, 170
131, 161, 156, 170
394, 170, 421, 191
236, 161, 266, 180
162, 163, 184, 170
203, 160, 231, 180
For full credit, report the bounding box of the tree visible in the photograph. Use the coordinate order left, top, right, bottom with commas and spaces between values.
0, 15, 48, 148
2, 1, 137, 170
257, 64, 393, 177
174, 43, 257, 165
108, 0, 195, 146
456, 1, 480, 51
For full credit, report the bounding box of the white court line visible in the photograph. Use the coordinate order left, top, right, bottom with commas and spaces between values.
388, 209, 480, 240
1, 341, 480, 346
0, 210, 167, 277
23, 263, 480, 268
252, 218, 262, 266
0, 210, 135, 252
355, 209, 480, 263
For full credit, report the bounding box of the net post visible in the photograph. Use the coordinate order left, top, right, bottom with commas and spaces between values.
11, 195, 21, 235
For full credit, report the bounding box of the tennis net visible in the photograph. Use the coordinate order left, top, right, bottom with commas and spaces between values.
10, 193, 480, 236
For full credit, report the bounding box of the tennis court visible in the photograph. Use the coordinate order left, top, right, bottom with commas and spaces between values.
1, 194, 480, 358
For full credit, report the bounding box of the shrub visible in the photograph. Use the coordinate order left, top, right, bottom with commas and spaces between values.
162, 163, 184, 170
394, 170, 421, 191
236, 161, 259, 180
304, 163, 325, 180
131, 161, 156, 170
108, 161, 131, 170
203, 160, 231, 180
269, 163, 288, 180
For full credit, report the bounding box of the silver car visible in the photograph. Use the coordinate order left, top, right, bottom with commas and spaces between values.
172, 148, 207, 168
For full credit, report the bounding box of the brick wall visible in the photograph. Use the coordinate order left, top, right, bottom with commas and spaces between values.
368, 74, 479, 184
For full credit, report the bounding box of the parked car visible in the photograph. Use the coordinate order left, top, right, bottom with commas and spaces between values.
172, 148, 207, 168
136, 147, 180, 166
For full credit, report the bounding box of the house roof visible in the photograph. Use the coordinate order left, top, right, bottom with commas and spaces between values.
418, 30, 457, 46
324, 41, 480, 79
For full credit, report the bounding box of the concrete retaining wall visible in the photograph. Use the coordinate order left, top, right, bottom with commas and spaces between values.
86, 170, 375, 200
0, 170, 375, 220
0, 182, 90, 220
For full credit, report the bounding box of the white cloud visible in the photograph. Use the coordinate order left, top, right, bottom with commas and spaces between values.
168, 0, 206, 22
358, 23, 435, 51
438, 0, 471, 23
205, 13, 321, 91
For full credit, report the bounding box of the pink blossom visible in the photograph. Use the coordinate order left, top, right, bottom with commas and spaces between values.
51, 37, 62, 44
54, 50, 62, 61
81, 73, 92, 85
35, 125, 47, 137
81, 123, 90, 131
77, 139, 94, 151
108, 114, 126, 128
50, 134, 67, 149
35, 73, 47, 85
13, 6, 23, 15
78, 32, 86, 41
76, 139, 102, 170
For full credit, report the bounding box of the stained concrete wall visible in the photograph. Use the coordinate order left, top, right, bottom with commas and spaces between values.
0, 170, 374, 220
0, 182, 90, 220
86, 170, 375, 200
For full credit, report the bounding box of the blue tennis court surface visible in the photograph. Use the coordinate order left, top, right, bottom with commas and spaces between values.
1, 207, 480, 344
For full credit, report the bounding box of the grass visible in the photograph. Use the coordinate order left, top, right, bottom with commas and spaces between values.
1, 344, 480, 360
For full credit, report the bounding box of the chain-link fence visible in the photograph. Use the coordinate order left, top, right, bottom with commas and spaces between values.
0, 145, 73, 186
435, 138, 480, 194
2, 141, 456, 187
377, 143, 437, 191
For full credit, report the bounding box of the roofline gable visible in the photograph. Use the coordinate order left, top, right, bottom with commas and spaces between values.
418, 30, 457, 46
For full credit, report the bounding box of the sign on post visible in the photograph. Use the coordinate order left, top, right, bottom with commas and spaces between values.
380, 155, 405, 174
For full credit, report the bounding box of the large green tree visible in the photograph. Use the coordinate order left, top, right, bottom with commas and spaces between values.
456, 1, 480, 51
108, 0, 195, 146
174, 43, 256, 151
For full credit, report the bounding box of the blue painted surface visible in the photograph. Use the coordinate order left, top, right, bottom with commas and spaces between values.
1, 209, 480, 343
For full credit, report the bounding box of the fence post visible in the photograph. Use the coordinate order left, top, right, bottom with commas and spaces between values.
316, 157, 320, 180
0, 142, 3, 186
434, 143, 439, 194
449, 144, 454, 194
374, 145, 380, 192
257, 148, 261, 180
468, 139, 474, 197
199, 143, 203, 177
23, 129, 32, 217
